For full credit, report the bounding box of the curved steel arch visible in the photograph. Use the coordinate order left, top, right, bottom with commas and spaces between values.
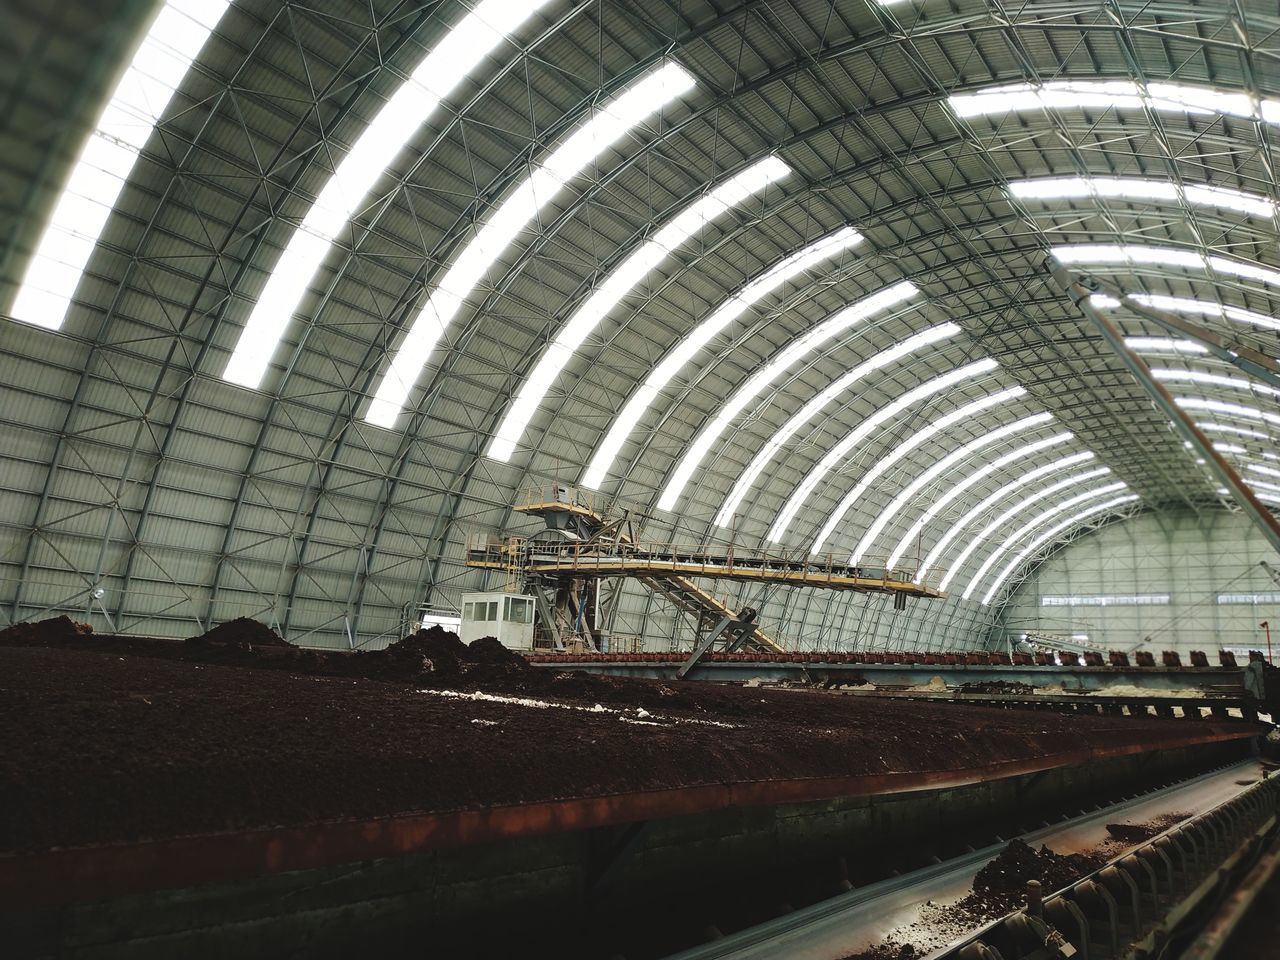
307, 30, 1280, 637
985, 501, 1149, 613
10, 0, 418, 625
62, 7, 1280, 642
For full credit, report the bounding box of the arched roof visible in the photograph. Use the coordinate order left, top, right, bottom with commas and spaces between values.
1, 0, 1277, 645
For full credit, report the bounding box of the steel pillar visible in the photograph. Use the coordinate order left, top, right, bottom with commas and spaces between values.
1048, 257, 1280, 558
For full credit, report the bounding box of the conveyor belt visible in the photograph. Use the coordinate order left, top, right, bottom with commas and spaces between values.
466, 545, 942, 597
666, 759, 1270, 960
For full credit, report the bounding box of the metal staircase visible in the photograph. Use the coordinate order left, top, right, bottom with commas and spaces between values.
465, 485, 941, 659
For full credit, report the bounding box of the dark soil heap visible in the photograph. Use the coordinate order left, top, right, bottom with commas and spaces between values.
187, 617, 290, 648
377, 625, 528, 680
468, 636, 524, 666
0, 615, 93, 646
1104, 812, 1190, 843
841, 839, 1109, 958
972, 839, 1104, 907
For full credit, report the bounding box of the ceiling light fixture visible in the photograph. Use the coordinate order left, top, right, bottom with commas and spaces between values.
1009, 176, 1274, 219
362, 61, 697, 428
580, 226, 864, 489
711, 319, 958, 527
659, 280, 921, 512
768, 358, 999, 544
10, 0, 233, 330
489, 155, 791, 461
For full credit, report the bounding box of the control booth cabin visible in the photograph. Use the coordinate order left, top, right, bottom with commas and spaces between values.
460, 591, 535, 652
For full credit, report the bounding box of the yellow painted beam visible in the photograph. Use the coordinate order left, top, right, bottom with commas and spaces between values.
464, 556, 942, 599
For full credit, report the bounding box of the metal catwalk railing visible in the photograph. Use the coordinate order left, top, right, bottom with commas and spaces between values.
464, 535, 944, 598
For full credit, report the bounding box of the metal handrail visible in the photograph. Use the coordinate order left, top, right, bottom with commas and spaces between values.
465, 532, 943, 589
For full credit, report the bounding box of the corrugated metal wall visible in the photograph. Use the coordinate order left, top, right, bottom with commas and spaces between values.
998, 509, 1279, 655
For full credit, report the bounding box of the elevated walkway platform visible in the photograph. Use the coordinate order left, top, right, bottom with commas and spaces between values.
465, 540, 942, 599
465, 484, 943, 660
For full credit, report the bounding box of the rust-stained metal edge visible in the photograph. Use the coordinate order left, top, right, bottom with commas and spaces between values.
0, 725, 1257, 910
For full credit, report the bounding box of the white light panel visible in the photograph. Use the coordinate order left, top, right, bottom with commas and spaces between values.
918, 451, 1096, 584
222, 0, 555, 388
810, 397, 1038, 558
768, 358, 999, 544
1040, 593, 1169, 607
965, 481, 1129, 602
658, 280, 920, 513
980, 494, 1140, 605
1151, 367, 1280, 399
580, 226, 864, 489
950, 80, 1263, 123
1010, 176, 1275, 219
1099, 293, 1280, 334
1175, 397, 1280, 429
10, 0, 233, 330
942, 466, 1113, 593
845, 408, 1050, 563
1125, 338, 1208, 355
1052, 244, 1280, 292
488, 156, 791, 461
713, 320, 958, 527
885, 432, 1072, 570
363, 61, 697, 428
1198, 421, 1273, 441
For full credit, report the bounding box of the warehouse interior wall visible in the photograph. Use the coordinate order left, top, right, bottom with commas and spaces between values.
997, 508, 1280, 657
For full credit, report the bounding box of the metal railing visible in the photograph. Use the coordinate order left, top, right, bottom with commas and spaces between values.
514, 482, 600, 516
464, 533, 944, 592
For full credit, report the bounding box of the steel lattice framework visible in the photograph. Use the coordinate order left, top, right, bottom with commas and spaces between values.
1, 0, 1277, 649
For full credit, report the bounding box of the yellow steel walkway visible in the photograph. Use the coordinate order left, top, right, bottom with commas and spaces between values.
465, 540, 943, 600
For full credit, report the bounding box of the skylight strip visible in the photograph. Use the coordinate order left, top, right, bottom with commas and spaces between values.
658, 280, 921, 513
221, 0, 556, 388
1197, 421, 1273, 441
9, 0, 233, 330
1249, 463, 1280, 480
712, 320, 959, 527
963, 480, 1128, 601
845, 407, 1049, 564
488, 156, 791, 462
579, 226, 864, 490
940, 465, 1111, 592
980, 495, 1141, 606
768, 358, 999, 544
1125, 338, 1208, 354
885, 432, 1073, 571
920, 451, 1096, 585
1151, 367, 1280, 399
1097, 293, 1280, 334
949, 80, 1263, 123
1009, 176, 1275, 219
1051, 243, 1280, 292
362, 61, 697, 428
1175, 397, 1280, 429
805, 397, 1030, 558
